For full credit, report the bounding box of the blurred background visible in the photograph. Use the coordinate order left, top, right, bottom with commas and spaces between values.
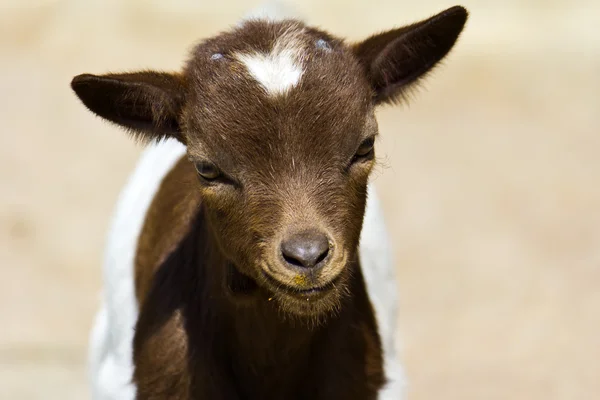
1, 0, 598, 399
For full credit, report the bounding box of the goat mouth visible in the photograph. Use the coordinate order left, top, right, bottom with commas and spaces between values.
261, 270, 340, 297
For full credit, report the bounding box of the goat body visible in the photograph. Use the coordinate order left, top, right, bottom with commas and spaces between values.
89, 140, 402, 399
74, 3, 468, 399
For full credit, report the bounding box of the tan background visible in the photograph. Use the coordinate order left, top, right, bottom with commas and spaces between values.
1, 0, 599, 399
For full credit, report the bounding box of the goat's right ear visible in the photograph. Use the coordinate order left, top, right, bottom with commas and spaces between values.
71, 71, 186, 143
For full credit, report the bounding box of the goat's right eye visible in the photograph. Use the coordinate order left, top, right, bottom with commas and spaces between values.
194, 161, 221, 181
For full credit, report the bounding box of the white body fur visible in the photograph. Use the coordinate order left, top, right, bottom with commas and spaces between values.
89, 4, 404, 400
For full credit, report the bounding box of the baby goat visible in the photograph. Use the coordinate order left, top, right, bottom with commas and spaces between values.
71, 5, 468, 400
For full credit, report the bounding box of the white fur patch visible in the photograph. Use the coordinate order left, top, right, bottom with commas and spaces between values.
89, 139, 186, 400
236, 43, 304, 96
360, 185, 406, 399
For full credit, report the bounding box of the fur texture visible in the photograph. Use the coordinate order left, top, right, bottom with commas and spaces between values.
78, 2, 468, 399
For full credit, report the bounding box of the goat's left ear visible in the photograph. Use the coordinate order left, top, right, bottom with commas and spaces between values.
71, 71, 186, 143
352, 5, 468, 105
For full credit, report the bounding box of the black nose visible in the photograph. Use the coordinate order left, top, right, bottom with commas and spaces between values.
280, 230, 331, 269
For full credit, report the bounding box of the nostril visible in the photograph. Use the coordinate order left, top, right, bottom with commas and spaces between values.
314, 247, 329, 265
280, 230, 331, 269
281, 252, 307, 268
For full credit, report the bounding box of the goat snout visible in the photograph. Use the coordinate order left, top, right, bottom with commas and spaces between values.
280, 229, 331, 270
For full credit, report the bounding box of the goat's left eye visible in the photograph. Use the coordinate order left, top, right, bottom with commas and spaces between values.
195, 161, 221, 181
353, 137, 375, 161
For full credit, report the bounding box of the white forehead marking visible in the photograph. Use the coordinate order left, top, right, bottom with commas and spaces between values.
236, 50, 302, 96
235, 30, 305, 96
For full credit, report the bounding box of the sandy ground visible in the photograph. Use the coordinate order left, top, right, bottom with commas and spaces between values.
1, 0, 599, 399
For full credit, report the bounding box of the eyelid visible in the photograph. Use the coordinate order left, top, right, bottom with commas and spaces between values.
355, 136, 376, 155
359, 136, 375, 149
195, 160, 218, 171
345, 136, 376, 171
363, 136, 375, 144
193, 160, 241, 188
195, 161, 219, 174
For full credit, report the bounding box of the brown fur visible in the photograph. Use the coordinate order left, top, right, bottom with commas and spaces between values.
71, 6, 468, 399
134, 157, 200, 303
134, 311, 191, 400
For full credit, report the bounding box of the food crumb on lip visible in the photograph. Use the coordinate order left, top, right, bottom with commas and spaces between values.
293, 274, 308, 286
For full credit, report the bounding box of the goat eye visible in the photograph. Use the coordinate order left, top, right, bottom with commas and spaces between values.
194, 161, 221, 181
354, 137, 375, 159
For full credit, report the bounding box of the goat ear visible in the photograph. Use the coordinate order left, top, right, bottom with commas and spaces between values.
352, 5, 468, 105
71, 71, 186, 143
